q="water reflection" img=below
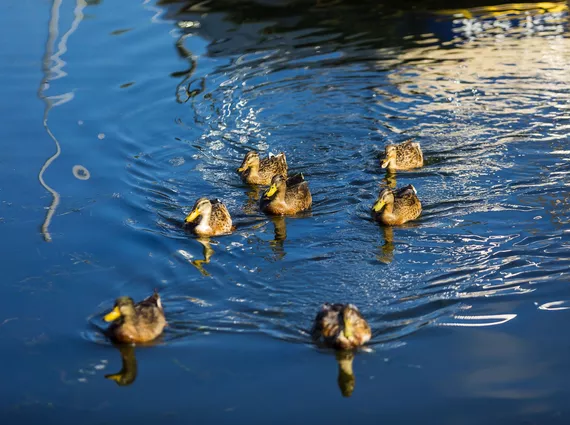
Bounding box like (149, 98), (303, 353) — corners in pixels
(190, 237), (216, 276)
(377, 226), (395, 264)
(105, 345), (138, 386)
(37, 0), (88, 242)
(335, 350), (356, 398)
(174, 33), (201, 104)
(383, 172), (397, 189)
(269, 216), (287, 260)
(243, 186), (263, 215)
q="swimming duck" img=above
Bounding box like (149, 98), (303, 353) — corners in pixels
(311, 303), (371, 350)
(184, 198), (233, 236)
(372, 184), (421, 225)
(237, 151), (288, 185)
(381, 140), (423, 172)
(104, 292), (166, 344)
(259, 173), (312, 215)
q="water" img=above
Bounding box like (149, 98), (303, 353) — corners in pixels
(2, 0), (570, 422)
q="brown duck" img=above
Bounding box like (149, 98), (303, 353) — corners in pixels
(372, 184), (422, 225)
(311, 303), (371, 350)
(184, 198), (233, 236)
(104, 292), (166, 344)
(260, 173), (312, 215)
(381, 140), (424, 172)
(237, 151), (288, 185)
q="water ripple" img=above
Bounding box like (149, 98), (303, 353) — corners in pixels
(81, 1), (570, 347)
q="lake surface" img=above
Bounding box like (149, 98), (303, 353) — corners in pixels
(2, 0), (570, 423)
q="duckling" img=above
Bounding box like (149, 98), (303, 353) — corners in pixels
(311, 303), (371, 350)
(184, 198), (233, 236)
(260, 173), (312, 215)
(381, 140), (423, 172)
(237, 151), (288, 185)
(104, 292), (166, 344)
(372, 184), (422, 226)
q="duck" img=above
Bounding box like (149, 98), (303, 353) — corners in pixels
(311, 303), (371, 350)
(104, 292), (166, 344)
(372, 184), (422, 226)
(184, 198), (233, 236)
(237, 151), (288, 185)
(381, 140), (423, 172)
(259, 173), (312, 215)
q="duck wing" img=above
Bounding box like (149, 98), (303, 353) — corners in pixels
(210, 201), (233, 231)
(311, 303), (343, 340)
(286, 172), (305, 187)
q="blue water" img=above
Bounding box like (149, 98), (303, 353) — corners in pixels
(2, 0), (570, 423)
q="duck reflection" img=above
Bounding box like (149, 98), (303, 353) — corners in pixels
(105, 345), (138, 386)
(190, 237), (215, 276)
(383, 171), (397, 189)
(243, 186), (263, 215)
(377, 226), (395, 264)
(269, 216), (287, 260)
(336, 350), (356, 397)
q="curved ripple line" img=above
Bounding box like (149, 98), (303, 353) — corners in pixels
(37, 0), (86, 242)
(438, 314), (517, 327)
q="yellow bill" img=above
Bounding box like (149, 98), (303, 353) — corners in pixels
(265, 184), (277, 197)
(372, 199), (385, 212)
(104, 306), (121, 322)
(380, 158), (389, 168)
(236, 167), (245, 172)
(185, 209), (200, 223)
(343, 317), (354, 338)
(105, 373), (123, 384)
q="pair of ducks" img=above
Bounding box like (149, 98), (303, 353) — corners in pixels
(184, 140), (423, 236)
(103, 140), (425, 349)
(103, 292), (371, 350)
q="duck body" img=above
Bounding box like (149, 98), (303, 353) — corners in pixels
(311, 303), (371, 350)
(237, 151), (288, 185)
(381, 140), (423, 172)
(372, 184), (421, 225)
(104, 292), (166, 344)
(260, 174), (312, 215)
(184, 198), (233, 236)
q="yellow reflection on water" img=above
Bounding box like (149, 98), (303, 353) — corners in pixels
(436, 2), (567, 19)
(336, 350), (356, 398)
(105, 345), (138, 386)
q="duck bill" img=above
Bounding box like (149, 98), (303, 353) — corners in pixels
(185, 209), (200, 223)
(343, 317), (354, 339)
(264, 184), (278, 198)
(236, 159), (249, 173)
(104, 306), (122, 322)
(372, 199), (386, 212)
(380, 158), (390, 169)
